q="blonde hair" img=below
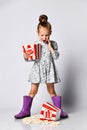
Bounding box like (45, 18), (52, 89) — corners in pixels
(37, 14), (52, 35)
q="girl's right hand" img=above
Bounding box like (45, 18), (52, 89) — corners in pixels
(23, 52), (30, 60)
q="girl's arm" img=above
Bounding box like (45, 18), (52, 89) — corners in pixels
(48, 40), (59, 59)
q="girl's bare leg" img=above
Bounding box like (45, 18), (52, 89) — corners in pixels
(46, 83), (57, 97)
(28, 83), (40, 98)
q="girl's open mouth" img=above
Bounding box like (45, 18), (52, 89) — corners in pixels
(43, 40), (47, 43)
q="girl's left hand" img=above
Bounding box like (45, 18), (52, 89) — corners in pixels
(48, 38), (52, 48)
(48, 39), (55, 53)
(48, 40), (52, 48)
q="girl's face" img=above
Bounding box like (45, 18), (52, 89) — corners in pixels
(38, 26), (51, 43)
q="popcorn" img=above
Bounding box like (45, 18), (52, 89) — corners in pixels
(40, 102), (61, 121)
(22, 43), (42, 61)
(22, 115), (60, 125)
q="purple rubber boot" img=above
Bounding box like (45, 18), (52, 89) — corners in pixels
(14, 96), (33, 119)
(52, 96), (68, 118)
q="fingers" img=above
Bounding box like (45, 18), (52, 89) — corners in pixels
(22, 46), (26, 53)
(48, 40), (52, 48)
(47, 37), (50, 43)
(23, 52), (30, 60)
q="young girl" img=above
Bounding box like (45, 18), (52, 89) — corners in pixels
(15, 14), (68, 119)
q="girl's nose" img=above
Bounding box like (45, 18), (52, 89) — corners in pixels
(43, 36), (46, 40)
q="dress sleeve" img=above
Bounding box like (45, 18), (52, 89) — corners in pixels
(51, 41), (60, 59)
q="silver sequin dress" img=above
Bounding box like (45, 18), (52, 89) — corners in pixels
(28, 41), (61, 83)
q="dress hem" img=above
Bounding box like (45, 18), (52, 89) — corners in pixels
(28, 79), (61, 84)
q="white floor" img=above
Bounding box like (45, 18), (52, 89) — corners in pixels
(0, 109), (87, 130)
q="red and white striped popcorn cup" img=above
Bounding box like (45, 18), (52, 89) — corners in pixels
(40, 102), (61, 121)
(22, 43), (42, 61)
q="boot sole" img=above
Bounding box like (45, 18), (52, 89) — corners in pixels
(60, 115), (69, 118)
(14, 114), (30, 119)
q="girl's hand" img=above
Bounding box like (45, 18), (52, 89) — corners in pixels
(23, 52), (30, 60)
(48, 39), (52, 48)
(48, 39), (54, 53)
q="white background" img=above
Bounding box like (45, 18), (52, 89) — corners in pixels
(0, 0), (87, 115)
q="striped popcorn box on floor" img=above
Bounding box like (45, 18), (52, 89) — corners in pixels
(22, 43), (42, 61)
(40, 102), (61, 121)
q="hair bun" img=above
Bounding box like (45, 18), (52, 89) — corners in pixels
(39, 14), (48, 23)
